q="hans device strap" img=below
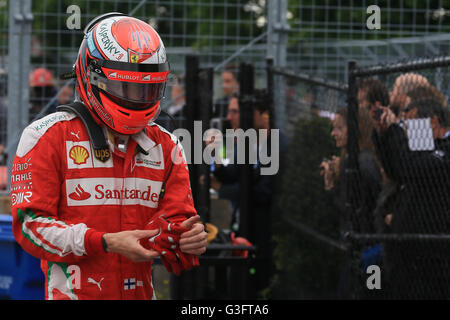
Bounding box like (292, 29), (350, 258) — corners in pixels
(56, 102), (111, 162)
(56, 102), (149, 160)
(57, 102), (172, 198)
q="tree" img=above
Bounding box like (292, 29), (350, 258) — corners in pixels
(267, 115), (343, 299)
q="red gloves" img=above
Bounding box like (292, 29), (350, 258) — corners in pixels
(143, 213), (200, 275)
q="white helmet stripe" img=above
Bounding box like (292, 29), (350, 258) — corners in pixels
(95, 17), (128, 62)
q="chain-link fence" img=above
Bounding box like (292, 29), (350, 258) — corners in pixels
(267, 54), (450, 299)
(286, 1), (450, 82)
(1, 0), (450, 300)
(344, 56), (450, 299)
(266, 63), (349, 299)
(2, 1), (449, 184)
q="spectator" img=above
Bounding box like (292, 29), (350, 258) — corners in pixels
(29, 67), (58, 120)
(167, 74), (185, 118)
(57, 84), (74, 106)
(389, 73), (429, 118)
(358, 78), (390, 111)
(211, 89), (288, 296)
(211, 90), (289, 227)
(320, 107), (382, 233)
(284, 78), (305, 135)
(373, 98), (450, 299)
(406, 85), (448, 109)
(372, 85), (449, 231)
(357, 78), (396, 234)
(251, 89), (289, 230)
(225, 93), (240, 131)
(320, 106), (382, 298)
(210, 93), (241, 230)
(156, 74), (185, 131)
(213, 64), (239, 121)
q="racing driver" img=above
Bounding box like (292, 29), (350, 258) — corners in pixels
(10, 13), (207, 300)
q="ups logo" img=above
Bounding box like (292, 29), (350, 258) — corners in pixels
(94, 148), (111, 162)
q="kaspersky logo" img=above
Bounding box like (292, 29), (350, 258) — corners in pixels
(66, 178), (162, 208)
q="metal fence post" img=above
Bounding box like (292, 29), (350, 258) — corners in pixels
(184, 55), (200, 207)
(197, 67), (213, 224)
(238, 62), (254, 247)
(7, 0), (33, 188)
(345, 60), (360, 299)
(267, 0), (289, 130)
(231, 62), (255, 299)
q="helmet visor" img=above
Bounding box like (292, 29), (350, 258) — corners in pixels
(90, 71), (166, 110)
(88, 59), (170, 110)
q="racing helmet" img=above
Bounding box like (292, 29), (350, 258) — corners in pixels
(30, 68), (54, 87)
(74, 13), (169, 135)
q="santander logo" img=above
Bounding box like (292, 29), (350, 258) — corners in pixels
(94, 185), (159, 202)
(66, 178), (162, 208)
(69, 184), (91, 200)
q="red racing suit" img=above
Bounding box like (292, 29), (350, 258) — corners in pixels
(11, 111), (197, 300)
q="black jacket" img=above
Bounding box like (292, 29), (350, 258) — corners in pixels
(330, 149), (382, 234)
(213, 132), (290, 209)
(374, 124), (450, 234)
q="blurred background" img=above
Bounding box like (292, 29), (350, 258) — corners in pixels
(0, 0), (450, 300)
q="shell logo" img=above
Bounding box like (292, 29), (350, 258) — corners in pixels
(69, 145), (90, 165)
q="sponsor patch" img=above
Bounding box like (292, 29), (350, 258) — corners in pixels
(16, 112), (76, 157)
(12, 157), (32, 172)
(94, 148), (111, 163)
(11, 181), (33, 191)
(32, 113), (75, 133)
(128, 49), (153, 64)
(87, 90), (114, 128)
(135, 144), (164, 170)
(95, 17), (128, 62)
(69, 184), (91, 201)
(66, 141), (113, 169)
(11, 191), (33, 206)
(11, 172), (32, 183)
(69, 145), (90, 165)
(66, 177), (162, 208)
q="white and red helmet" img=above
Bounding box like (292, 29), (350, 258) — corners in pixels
(75, 13), (169, 135)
